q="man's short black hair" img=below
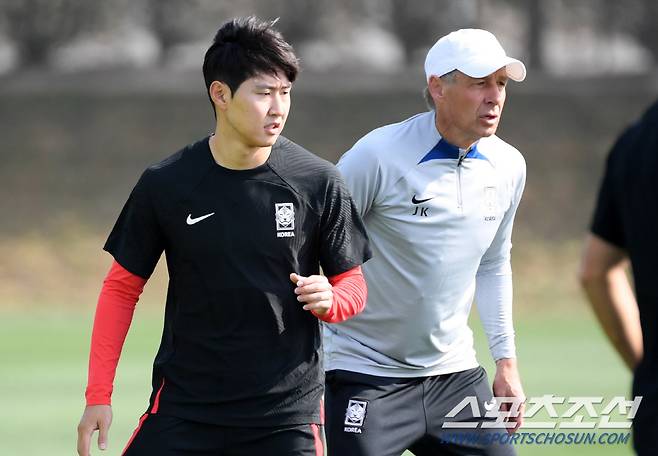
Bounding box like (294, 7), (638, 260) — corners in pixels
(203, 16), (300, 115)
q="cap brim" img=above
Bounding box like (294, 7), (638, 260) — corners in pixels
(459, 56), (526, 82)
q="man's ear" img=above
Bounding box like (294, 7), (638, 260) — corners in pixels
(427, 75), (445, 102)
(209, 81), (231, 112)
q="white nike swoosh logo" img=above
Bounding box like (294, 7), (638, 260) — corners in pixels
(186, 212), (215, 225)
(484, 399), (497, 411)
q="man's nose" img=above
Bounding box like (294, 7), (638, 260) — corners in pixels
(269, 94), (287, 116)
(485, 83), (504, 105)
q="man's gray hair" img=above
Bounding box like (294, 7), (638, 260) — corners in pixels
(423, 70), (458, 110)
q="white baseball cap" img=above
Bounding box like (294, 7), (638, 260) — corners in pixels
(424, 28), (526, 82)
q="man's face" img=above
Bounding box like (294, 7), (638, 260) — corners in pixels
(435, 68), (508, 147)
(223, 71), (291, 147)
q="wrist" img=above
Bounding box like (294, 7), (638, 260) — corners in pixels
(86, 400), (112, 407)
(85, 388), (112, 406)
(495, 357), (518, 370)
(313, 300), (335, 321)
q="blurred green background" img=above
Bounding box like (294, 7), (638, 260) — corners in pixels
(2, 1), (658, 455)
(0, 305), (635, 455)
(1, 85), (650, 456)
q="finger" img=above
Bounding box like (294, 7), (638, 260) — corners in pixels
(295, 283), (330, 295)
(515, 414), (524, 432)
(302, 301), (332, 313)
(297, 291), (332, 303)
(289, 273), (307, 286)
(77, 425), (92, 456)
(305, 275), (328, 282)
(515, 401), (525, 431)
(505, 400), (524, 434)
(297, 275), (328, 286)
(98, 419), (109, 451)
(298, 294), (331, 305)
(507, 416), (522, 434)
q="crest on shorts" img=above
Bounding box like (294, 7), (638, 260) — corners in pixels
(275, 203), (295, 237)
(344, 399), (368, 427)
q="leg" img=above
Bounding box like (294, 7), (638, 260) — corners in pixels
(122, 413), (223, 456)
(225, 423), (324, 456)
(325, 369), (425, 456)
(633, 403), (658, 456)
(414, 367), (516, 456)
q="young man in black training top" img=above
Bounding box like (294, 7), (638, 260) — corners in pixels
(580, 99), (658, 455)
(76, 16), (371, 456)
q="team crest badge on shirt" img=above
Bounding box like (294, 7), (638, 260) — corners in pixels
(275, 203), (295, 237)
(344, 399), (368, 433)
(483, 186), (498, 221)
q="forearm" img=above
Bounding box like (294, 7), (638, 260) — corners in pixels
(581, 266), (642, 369)
(315, 266), (367, 323)
(85, 260), (146, 405)
(475, 267), (516, 361)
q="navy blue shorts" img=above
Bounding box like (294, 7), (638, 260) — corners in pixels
(122, 413), (324, 456)
(325, 366), (515, 456)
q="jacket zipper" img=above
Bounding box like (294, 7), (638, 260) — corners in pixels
(456, 150), (467, 212)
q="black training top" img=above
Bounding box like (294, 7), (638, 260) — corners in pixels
(590, 100), (658, 405)
(104, 135), (372, 426)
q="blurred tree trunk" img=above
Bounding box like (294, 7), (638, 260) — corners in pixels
(390, 0), (473, 64)
(147, 0), (239, 64)
(256, 0), (324, 45)
(598, 0), (657, 68)
(526, 0), (545, 71)
(1, 0), (97, 68)
(637, 0), (658, 64)
(148, 0), (189, 63)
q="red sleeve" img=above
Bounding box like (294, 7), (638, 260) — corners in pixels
(85, 260), (147, 406)
(313, 266), (367, 323)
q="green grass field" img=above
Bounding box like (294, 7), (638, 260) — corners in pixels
(0, 307), (635, 456)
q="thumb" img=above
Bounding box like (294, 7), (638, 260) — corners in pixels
(290, 273), (302, 285)
(97, 420), (109, 451)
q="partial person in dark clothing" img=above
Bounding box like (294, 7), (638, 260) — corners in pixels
(580, 99), (658, 455)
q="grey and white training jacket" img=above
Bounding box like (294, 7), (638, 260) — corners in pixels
(324, 111), (526, 377)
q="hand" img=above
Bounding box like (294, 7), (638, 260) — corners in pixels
(290, 273), (333, 316)
(77, 405), (112, 456)
(492, 358), (525, 434)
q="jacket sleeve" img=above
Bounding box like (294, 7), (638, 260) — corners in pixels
(475, 153), (526, 361)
